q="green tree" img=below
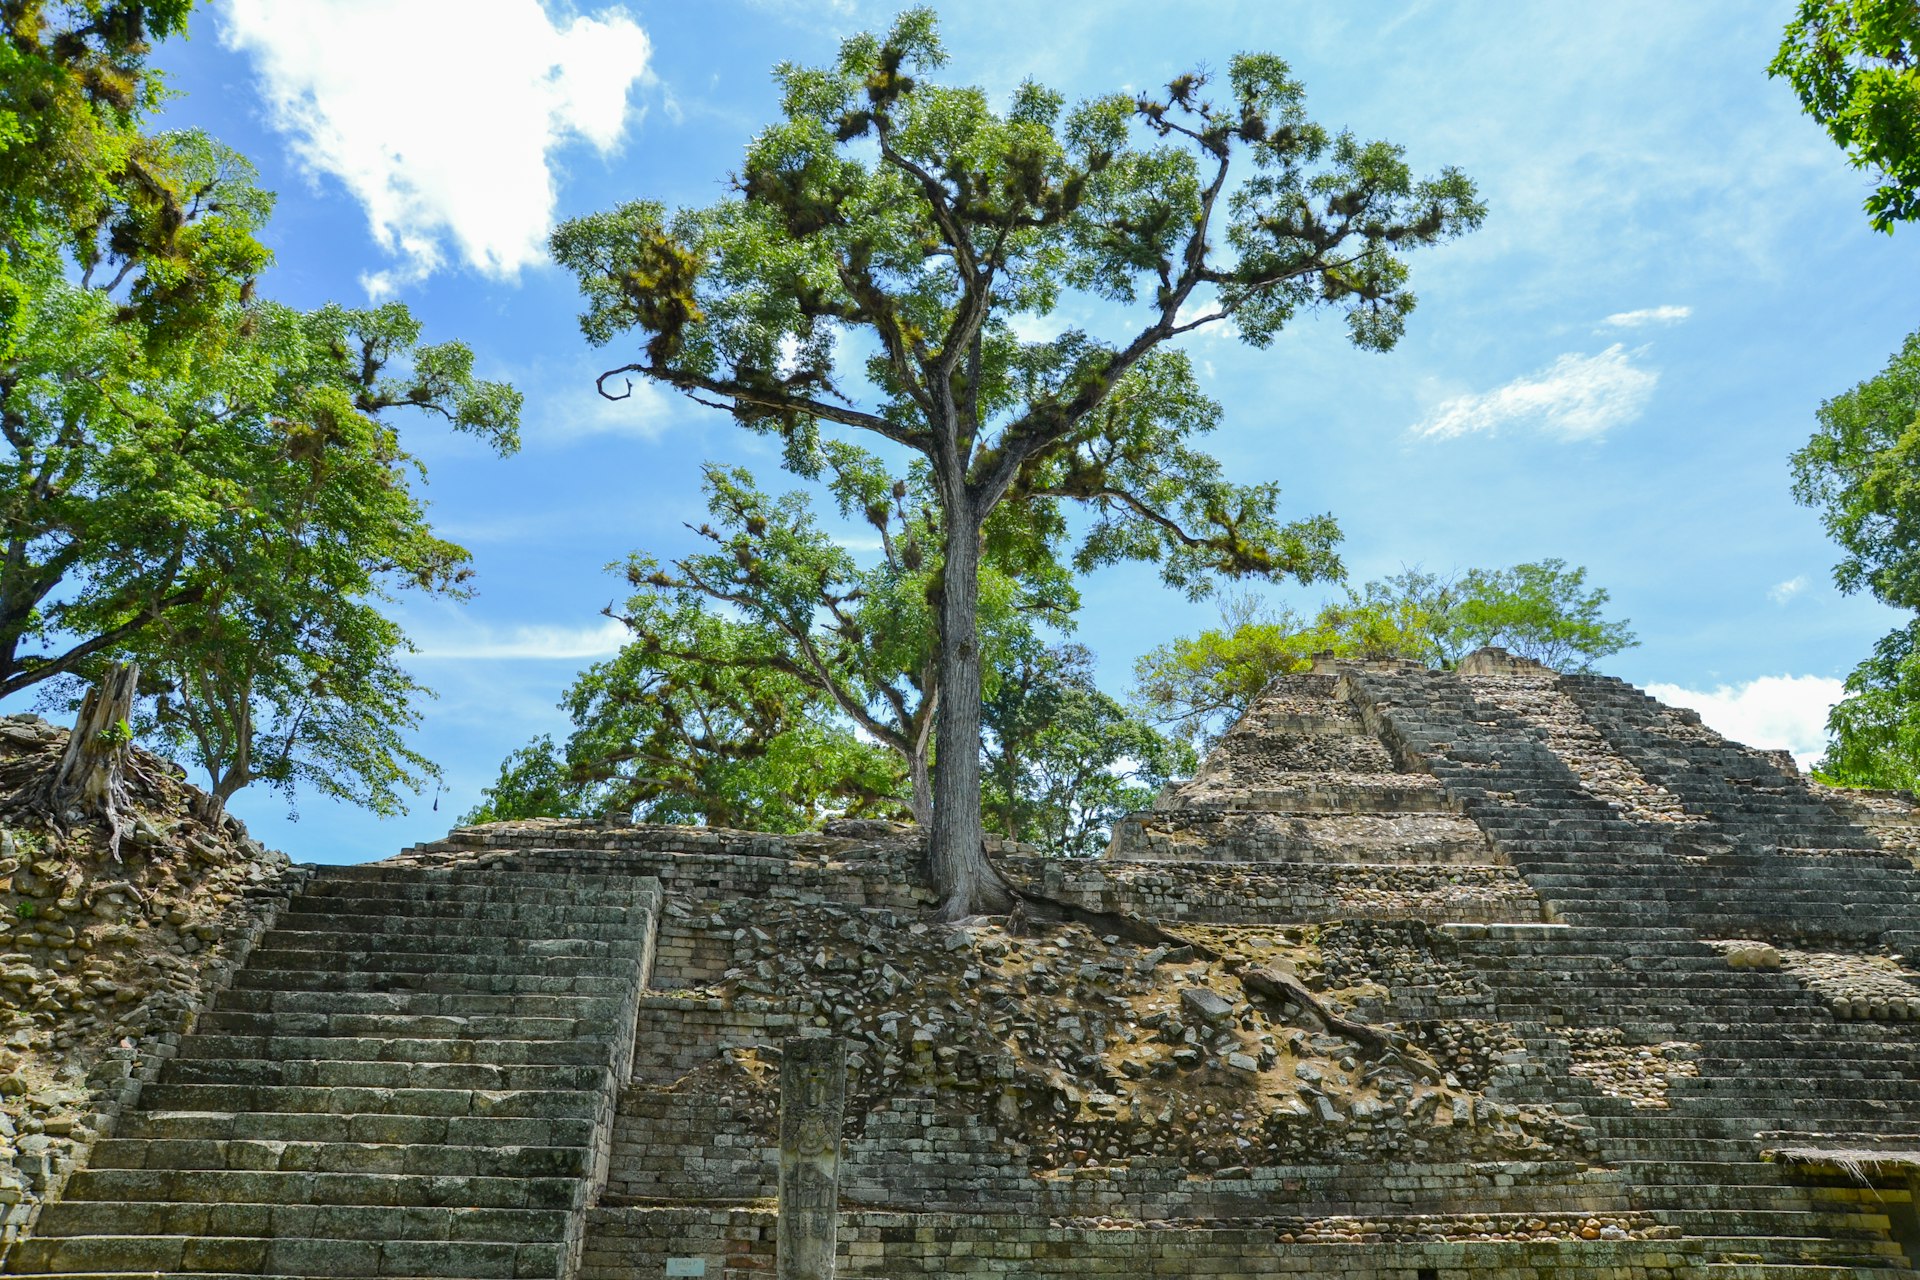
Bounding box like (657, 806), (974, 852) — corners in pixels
(1812, 620), (1920, 789)
(2, 3), (521, 822)
(1772, 0), (1920, 232)
(1135, 562), (1637, 748)
(0, 2), (241, 348)
(466, 605), (903, 832)
(1128, 594), (1324, 748)
(982, 642), (1191, 858)
(19, 296), (517, 815)
(1792, 329), (1920, 607)
(1791, 327), (1920, 786)
(129, 597), (437, 823)
(552, 11), (1481, 916)
(615, 444), (1070, 823)
(464, 736), (576, 826)
(1444, 559), (1636, 668)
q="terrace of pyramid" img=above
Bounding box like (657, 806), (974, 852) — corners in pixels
(3, 647), (1919, 1279)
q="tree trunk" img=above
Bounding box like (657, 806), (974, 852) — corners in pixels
(908, 748), (932, 827)
(1003, 747), (1019, 841)
(928, 507), (1013, 920)
(48, 662), (139, 861)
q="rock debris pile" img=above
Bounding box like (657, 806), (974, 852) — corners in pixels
(669, 894), (1587, 1173)
(0, 715), (292, 1243)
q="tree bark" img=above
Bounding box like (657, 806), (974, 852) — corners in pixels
(908, 748), (932, 827)
(47, 662), (139, 861)
(928, 504), (1013, 919)
(1001, 729), (1019, 840)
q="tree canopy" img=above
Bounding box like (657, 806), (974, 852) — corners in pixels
(2, 0), (521, 819)
(982, 641), (1190, 858)
(553, 8), (1482, 916)
(609, 443), (1071, 823)
(1772, 0), (1920, 232)
(1792, 329), (1920, 610)
(1134, 562), (1637, 748)
(465, 605), (903, 833)
(1791, 327), (1920, 787)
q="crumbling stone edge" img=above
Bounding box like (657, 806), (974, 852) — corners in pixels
(0, 861), (314, 1262)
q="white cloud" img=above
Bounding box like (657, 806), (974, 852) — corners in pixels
(1412, 343), (1657, 441)
(1768, 575), (1809, 605)
(1643, 674), (1843, 770)
(538, 373), (676, 443)
(222, 1), (651, 291)
(411, 617), (629, 661)
(1172, 296), (1238, 341)
(1007, 312), (1067, 344)
(1602, 305), (1692, 329)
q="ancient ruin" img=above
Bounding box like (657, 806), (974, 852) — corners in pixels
(2, 650), (1919, 1278)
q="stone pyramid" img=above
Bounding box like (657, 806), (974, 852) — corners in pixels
(5, 650), (1919, 1278)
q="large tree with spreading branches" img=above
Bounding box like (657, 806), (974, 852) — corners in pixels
(553, 10), (1482, 917)
(2, 2), (521, 830)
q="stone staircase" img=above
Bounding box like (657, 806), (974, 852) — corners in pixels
(0, 863), (660, 1280)
(1341, 660), (1920, 1278)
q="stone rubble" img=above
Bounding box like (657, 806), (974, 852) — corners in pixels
(0, 715), (296, 1251)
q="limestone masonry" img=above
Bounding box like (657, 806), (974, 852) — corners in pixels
(3, 651), (1919, 1278)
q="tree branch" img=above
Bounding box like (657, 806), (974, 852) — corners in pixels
(596, 362), (933, 453)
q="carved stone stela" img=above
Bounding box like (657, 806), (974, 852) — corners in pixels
(777, 1036), (847, 1280)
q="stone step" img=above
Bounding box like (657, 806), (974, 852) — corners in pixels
(31, 1200), (570, 1244)
(212, 987), (622, 1020)
(59, 1166), (581, 1210)
(255, 929), (631, 959)
(200, 1009), (600, 1040)
(229, 968), (630, 997)
(266, 913), (652, 943)
(299, 881), (649, 909)
(278, 899), (642, 926)
(177, 1034), (612, 1068)
(86, 1136), (590, 1179)
(161, 1056), (608, 1093)
(1686, 1066), (1920, 1086)
(239, 947), (625, 977)
(135, 1082), (600, 1120)
(1671, 1079), (1920, 1102)
(1615, 1161), (1855, 1187)
(1590, 1113), (1917, 1139)
(3, 1233), (563, 1278)
(1684, 1236), (1911, 1264)
(1654, 1207), (1896, 1237)
(119, 1109), (595, 1149)
(312, 866), (645, 894)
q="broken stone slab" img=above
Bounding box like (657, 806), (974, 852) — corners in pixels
(1180, 987), (1234, 1027)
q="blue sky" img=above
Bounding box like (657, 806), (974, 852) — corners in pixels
(114, 0), (1920, 865)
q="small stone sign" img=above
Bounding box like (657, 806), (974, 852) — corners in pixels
(664, 1260), (706, 1278)
(777, 1035), (846, 1280)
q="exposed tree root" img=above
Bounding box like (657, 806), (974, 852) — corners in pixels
(44, 664), (140, 864)
(981, 842), (1440, 1082)
(980, 843), (1222, 958)
(1005, 885), (1222, 958)
(1238, 964), (1445, 1083)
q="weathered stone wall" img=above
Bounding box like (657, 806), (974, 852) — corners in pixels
(1028, 855), (1541, 928)
(582, 1205), (1692, 1280)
